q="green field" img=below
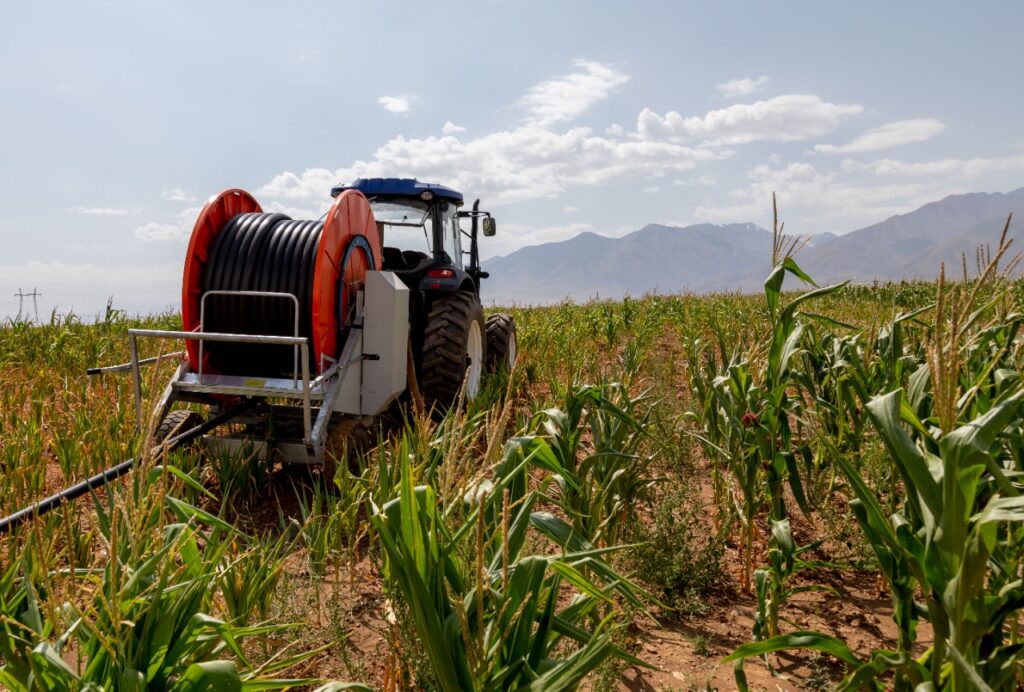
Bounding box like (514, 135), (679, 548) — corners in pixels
(3, 239), (1024, 690)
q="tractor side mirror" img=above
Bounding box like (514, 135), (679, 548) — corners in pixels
(483, 217), (496, 237)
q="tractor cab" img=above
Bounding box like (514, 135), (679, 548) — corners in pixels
(330, 178), (495, 296)
(331, 178), (513, 408)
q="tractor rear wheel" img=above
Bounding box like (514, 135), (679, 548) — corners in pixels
(485, 313), (517, 373)
(154, 409), (204, 447)
(420, 291), (486, 413)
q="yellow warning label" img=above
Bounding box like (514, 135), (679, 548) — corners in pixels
(243, 379), (267, 388)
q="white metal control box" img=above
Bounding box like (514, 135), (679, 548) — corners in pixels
(333, 270), (409, 416)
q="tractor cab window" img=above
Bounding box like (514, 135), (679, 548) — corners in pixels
(369, 198), (463, 271)
(370, 200), (432, 255)
(441, 202), (463, 269)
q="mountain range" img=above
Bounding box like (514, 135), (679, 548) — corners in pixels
(482, 187), (1024, 304)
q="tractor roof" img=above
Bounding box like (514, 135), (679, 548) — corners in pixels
(331, 178), (464, 205)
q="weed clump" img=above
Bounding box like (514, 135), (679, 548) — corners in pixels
(626, 483), (726, 616)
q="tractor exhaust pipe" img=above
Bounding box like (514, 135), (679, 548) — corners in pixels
(0, 398), (258, 536)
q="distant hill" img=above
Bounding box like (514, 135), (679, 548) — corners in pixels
(789, 188), (1024, 288)
(482, 188), (1024, 304)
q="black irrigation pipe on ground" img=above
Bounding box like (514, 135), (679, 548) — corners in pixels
(0, 398), (258, 536)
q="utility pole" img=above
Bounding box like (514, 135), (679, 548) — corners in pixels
(13, 288), (23, 321)
(13, 288), (41, 323)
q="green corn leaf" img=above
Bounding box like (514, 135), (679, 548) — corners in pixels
(29, 641), (79, 681)
(769, 322), (805, 383)
(936, 389), (1024, 560)
(782, 451), (810, 516)
(947, 641), (994, 692)
(764, 263), (786, 318)
(866, 390), (940, 524)
(527, 572), (560, 672)
(171, 661), (242, 692)
(548, 561), (614, 604)
(120, 669), (146, 692)
(801, 311), (862, 331)
(519, 632), (615, 692)
(769, 518), (796, 560)
(724, 631), (862, 669)
(371, 492), (472, 691)
(837, 649), (927, 691)
(528, 511), (647, 607)
(974, 495), (1024, 525)
(779, 281), (849, 329)
(166, 497), (236, 534)
(150, 464), (217, 500)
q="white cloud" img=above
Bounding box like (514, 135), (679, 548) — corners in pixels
(135, 222), (189, 241)
(254, 65), (904, 251)
(643, 185), (660, 193)
(134, 206), (203, 241)
(716, 76), (769, 98)
(261, 168), (340, 200)
(72, 206), (131, 215)
(442, 121), (466, 135)
(161, 188), (196, 202)
(262, 199), (325, 218)
(637, 95), (863, 146)
(379, 95), (411, 114)
(259, 126), (723, 206)
(694, 160), (965, 227)
(521, 59), (629, 126)
(814, 118), (945, 154)
(673, 173), (718, 187)
(842, 153), (1024, 177)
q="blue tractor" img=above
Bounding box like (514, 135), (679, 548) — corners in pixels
(331, 178), (517, 411)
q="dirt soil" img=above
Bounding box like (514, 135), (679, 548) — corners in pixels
(612, 459), (930, 691)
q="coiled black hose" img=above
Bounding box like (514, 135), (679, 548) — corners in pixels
(201, 212), (324, 376)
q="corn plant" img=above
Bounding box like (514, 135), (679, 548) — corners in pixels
(0, 553), (53, 690)
(219, 532), (289, 625)
(689, 256), (842, 614)
(728, 389), (1024, 691)
(1, 522), (324, 690)
(796, 329), (871, 454)
(370, 433), (647, 691)
(528, 382), (654, 547)
(730, 222), (1024, 689)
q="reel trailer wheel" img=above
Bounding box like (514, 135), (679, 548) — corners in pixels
(485, 313), (517, 373)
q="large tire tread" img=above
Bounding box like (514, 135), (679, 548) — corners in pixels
(485, 313), (516, 373)
(419, 291), (485, 412)
(155, 409), (204, 446)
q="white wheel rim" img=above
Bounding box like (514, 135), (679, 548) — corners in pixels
(507, 331), (517, 370)
(466, 321), (483, 400)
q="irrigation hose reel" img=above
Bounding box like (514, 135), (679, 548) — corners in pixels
(139, 187), (409, 464)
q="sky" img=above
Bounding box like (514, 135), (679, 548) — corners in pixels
(1, 1), (1022, 319)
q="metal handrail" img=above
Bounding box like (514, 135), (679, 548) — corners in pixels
(199, 290), (301, 386)
(127, 329), (307, 344)
(127, 327), (313, 446)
